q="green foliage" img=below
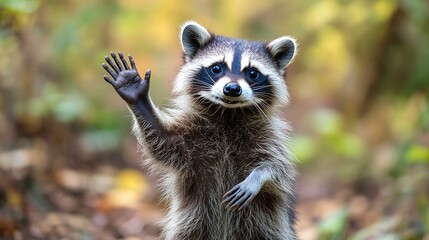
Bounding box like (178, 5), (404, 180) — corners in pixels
(318, 207), (348, 240)
(311, 110), (365, 159)
(81, 129), (122, 151)
(29, 83), (87, 123)
(417, 196), (429, 236)
(292, 109), (366, 165)
(0, 0), (39, 13)
(0, 0), (40, 33)
(351, 218), (401, 240)
(290, 135), (316, 162)
(405, 144), (429, 164)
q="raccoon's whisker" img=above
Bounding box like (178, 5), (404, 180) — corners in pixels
(196, 95), (209, 106)
(252, 101), (269, 121)
(220, 107), (226, 118)
(259, 101), (271, 112)
(211, 105), (223, 117)
(250, 81), (274, 87)
(193, 97), (203, 107)
(193, 79), (213, 90)
(193, 94), (207, 108)
(254, 96), (274, 103)
(255, 98), (269, 108)
(202, 67), (217, 84)
(254, 92), (275, 99)
(193, 80), (211, 86)
(250, 82), (274, 87)
(211, 104), (222, 117)
(194, 77), (213, 85)
(251, 85), (275, 91)
(239, 106), (245, 116)
(252, 86), (274, 91)
(254, 105), (267, 121)
(194, 94), (218, 114)
(259, 101), (275, 117)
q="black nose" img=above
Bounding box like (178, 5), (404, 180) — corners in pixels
(223, 82), (242, 97)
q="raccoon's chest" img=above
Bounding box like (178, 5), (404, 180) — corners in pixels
(176, 123), (266, 206)
(184, 123), (262, 175)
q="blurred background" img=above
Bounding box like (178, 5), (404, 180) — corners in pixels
(0, 0), (428, 239)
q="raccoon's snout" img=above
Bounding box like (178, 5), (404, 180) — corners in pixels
(223, 82), (242, 97)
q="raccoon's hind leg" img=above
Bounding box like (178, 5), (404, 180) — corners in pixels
(102, 52), (186, 168)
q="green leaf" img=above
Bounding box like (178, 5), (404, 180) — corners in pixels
(351, 218), (400, 240)
(80, 130), (122, 152)
(331, 133), (365, 159)
(290, 135), (317, 162)
(53, 92), (87, 122)
(405, 144), (429, 163)
(0, 0), (40, 13)
(311, 110), (342, 136)
(319, 207), (348, 240)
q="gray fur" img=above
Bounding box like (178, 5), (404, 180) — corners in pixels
(131, 22), (298, 240)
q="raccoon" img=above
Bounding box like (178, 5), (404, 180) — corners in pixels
(102, 21), (298, 240)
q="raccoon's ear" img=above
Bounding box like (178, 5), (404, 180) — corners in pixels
(267, 36), (298, 70)
(180, 21), (212, 62)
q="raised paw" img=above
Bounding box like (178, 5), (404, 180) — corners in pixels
(102, 51), (151, 104)
(222, 180), (261, 210)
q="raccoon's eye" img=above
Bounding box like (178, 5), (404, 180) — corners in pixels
(248, 68), (260, 80)
(211, 64), (222, 75)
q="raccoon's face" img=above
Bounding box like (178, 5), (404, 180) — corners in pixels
(173, 22), (297, 112)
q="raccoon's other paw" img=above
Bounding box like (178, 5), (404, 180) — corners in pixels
(222, 178), (262, 210)
(102, 52), (151, 105)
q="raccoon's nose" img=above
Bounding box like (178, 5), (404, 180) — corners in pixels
(223, 82), (242, 97)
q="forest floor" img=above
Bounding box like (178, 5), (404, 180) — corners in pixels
(0, 141), (426, 240)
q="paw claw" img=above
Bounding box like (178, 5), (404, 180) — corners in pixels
(223, 180), (261, 210)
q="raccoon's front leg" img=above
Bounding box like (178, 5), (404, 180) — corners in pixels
(223, 165), (271, 210)
(102, 52), (184, 166)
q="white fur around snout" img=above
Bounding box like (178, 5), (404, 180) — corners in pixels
(201, 77), (254, 108)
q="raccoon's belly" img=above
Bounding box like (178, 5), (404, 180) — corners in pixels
(176, 131), (263, 212)
(168, 177), (288, 240)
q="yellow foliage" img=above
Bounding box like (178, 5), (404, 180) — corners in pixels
(114, 169), (148, 194)
(307, 27), (349, 93)
(106, 169), (149, 208)
(345, 2), (368, 25)
(374, 0), (396, 22)
(107, 188), (142, 208)
(7, 190), (22, 207)
(304, 0), (340, 29)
